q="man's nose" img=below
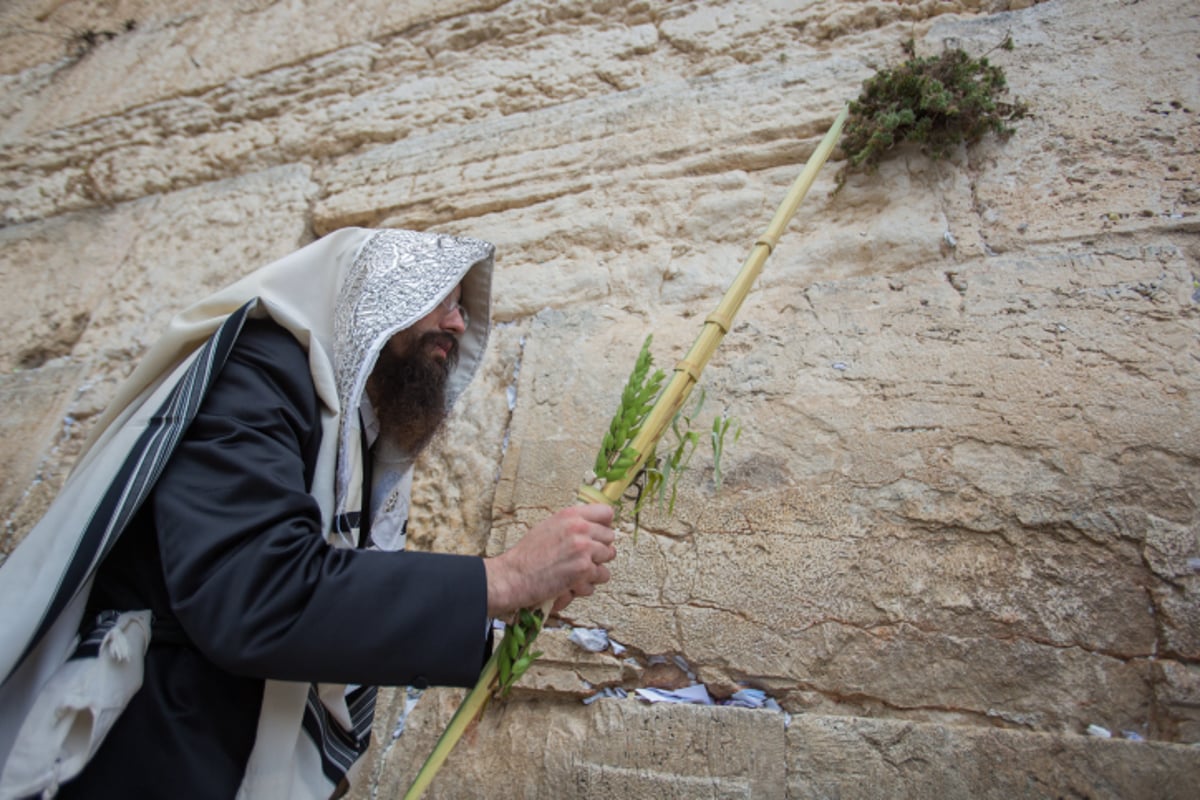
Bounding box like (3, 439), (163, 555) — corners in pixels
(441, 306), (467, 334)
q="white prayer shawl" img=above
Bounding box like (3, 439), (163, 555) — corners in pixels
(0, 228), (494, 799)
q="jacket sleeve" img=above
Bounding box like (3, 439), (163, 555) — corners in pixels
(150, 319), (489, 689)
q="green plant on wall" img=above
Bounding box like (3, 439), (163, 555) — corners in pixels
(840, 37), (1028, 178)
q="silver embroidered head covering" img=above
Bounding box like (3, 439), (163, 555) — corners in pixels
(331, 230), (494, 504)
(72, 226), (494, 529)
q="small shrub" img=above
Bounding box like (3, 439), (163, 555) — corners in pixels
(840, 39), (1028, 177)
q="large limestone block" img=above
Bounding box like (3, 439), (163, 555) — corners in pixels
(431, 143), (951, 330)
(370, 694), (787, 800)
(786, 714), (1200, 799)
(488, 240), (1199, 740)
(62, 165), (317, 410)
(362, 696), (1200, 800)
(0, 214), (144, 374)
(0, 44), (382, 223)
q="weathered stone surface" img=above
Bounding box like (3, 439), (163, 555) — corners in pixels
(1155, 659), (1200, 744)
(358, 695), (1199, 800)
(786, 713), (1200, 799)
(0, 166), (316, 545)
(2, 0), (1015, 227)
(0, 364), (84, 557)
(313, 57), (868, 233)
(0, 0), (505, 136)
(376, 696), (788, 800)
(0, 215), (131, 374)
(0, 0), (1198, 795)
(492, 241), (1198, 738)
(924, 0), (1200, 253)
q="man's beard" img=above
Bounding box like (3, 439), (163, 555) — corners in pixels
(365, 329), (459, 453)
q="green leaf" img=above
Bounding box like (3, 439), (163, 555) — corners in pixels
(498, 654), (511, 686)
(710, 414), (742, 492)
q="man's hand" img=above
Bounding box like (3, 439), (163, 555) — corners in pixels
(484, 504), (617, 617)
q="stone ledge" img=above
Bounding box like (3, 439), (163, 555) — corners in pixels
(366, 695), (1200, 799)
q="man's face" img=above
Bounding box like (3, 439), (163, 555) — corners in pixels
(366, 283), (468, 452)
(384, 283), (466, 367)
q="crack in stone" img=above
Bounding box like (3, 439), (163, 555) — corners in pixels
(805, 683), (1024, 728)
(494, 325), (527, 485)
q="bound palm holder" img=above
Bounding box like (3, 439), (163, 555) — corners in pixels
(403, 106), (849, 799)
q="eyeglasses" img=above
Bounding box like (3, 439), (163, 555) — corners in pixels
(438, 294), (470, 328)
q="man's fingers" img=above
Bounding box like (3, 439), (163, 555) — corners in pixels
(551, 591), (573, 614)
(510, 503), (618, 615)
(589, 523), (616, 546)
(571, 518), (614, 549)
(573, 502), (615, 526)
(588, 540), (616, 565)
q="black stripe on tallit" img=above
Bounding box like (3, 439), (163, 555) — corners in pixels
(301, 684), (376, 785)
(8, 301), (257, 683)
(333, 511), (361, 537)
(68, 610), (123, 661)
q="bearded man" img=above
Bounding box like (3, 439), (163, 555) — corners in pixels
(0, 229), (616, 799)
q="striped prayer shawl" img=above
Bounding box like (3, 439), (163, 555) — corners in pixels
(15, 301), (254, 678)
(0, 228), (494, 798)
(303, 685), (378, 785)
(0, 303), (378, 796)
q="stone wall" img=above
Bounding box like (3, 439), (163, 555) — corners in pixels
(1, 0), (1197, 796)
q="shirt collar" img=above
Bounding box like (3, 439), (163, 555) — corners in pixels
(359, 393), (380, 449)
